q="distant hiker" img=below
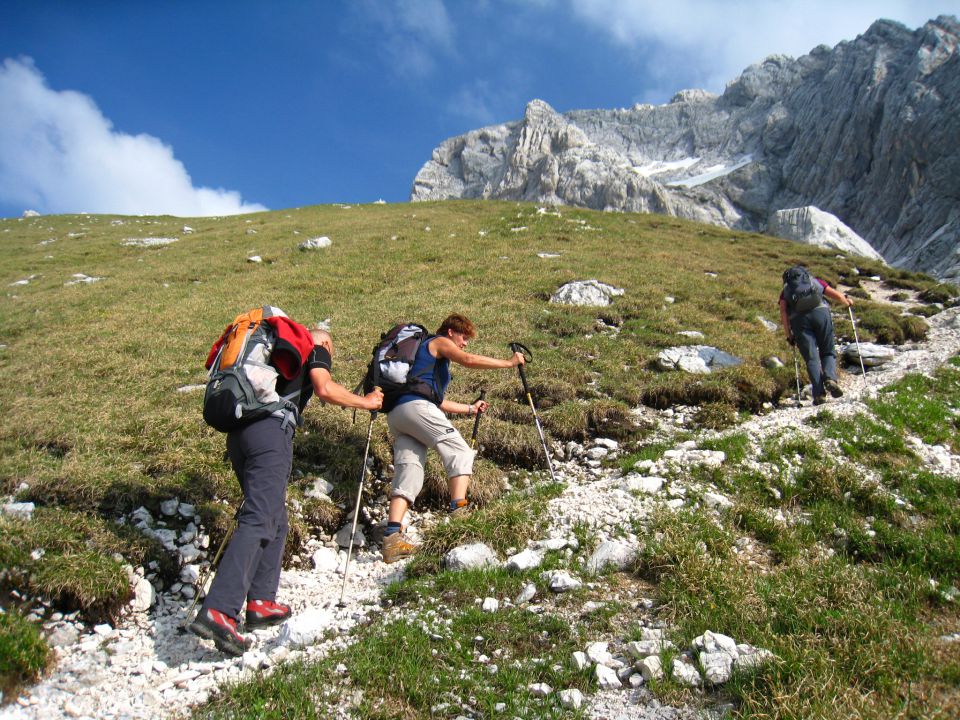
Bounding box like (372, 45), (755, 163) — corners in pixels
(779, 266), (853, 406)
(191, 325), (382, 656)
(380, 313), (525, 563)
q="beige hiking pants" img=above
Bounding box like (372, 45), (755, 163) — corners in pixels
(387, 399), (475, 503)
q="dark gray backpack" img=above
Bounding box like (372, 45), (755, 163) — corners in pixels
(782, 267), (824, 315)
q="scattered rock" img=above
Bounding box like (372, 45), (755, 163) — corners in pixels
(444, 543), (499, 571)
(550, 280), (625, 307)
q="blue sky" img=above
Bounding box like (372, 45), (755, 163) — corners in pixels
(0, 0), (955, 219)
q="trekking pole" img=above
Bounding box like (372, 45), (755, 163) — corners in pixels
(790, 344), (803, 408)
(847, 305), (868, 387)
(182, 501), (243, 628)
(337, 391), (380, 608)
(508, 342), (558, 483)
(469, 389), (486, 450)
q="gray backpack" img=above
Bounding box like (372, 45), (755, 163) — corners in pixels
(203, 307), (300, 432)
(782, 267), (824, 315)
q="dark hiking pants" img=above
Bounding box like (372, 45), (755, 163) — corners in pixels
(790, 305), (837, 400)
(203, 414), (293, 619)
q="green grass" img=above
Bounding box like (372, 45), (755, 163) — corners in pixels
(0, 201), (957, 716)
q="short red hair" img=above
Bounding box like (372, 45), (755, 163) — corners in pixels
(436, 313), (476, 339)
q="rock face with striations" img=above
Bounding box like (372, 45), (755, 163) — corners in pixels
(411, 16), (960, 282)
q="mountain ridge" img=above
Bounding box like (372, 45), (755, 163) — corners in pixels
(411, 16), (960, 282)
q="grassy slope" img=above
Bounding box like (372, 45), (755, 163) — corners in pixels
(0, 201), (956, 710)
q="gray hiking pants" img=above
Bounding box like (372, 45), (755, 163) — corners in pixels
(790, 305), (837, 399)
(203, 414), (293, 619)
(387, 399), (475, 503)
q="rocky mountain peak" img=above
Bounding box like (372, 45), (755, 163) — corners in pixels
(411, 16), (959, 282)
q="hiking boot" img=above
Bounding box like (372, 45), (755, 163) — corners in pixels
(813, 395), (828, 406)
(824, 378), (844, 398)
(449, 502), (473, 520)
(245, 599), (291, 629)
(189, 608), (252, 656)
(382, 532), (416, 564)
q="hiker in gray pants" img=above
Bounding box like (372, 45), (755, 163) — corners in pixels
(191, 330), (382, 656)
(779, 269), (853, 405)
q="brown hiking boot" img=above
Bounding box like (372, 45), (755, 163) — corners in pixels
(449, 501), (473, 520)
(813, 395), (828, 406)
(382, 532), (416, 564)
(824, 378), (844, 398)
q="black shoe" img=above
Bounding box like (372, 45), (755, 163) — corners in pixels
(813, 395), (828, 406)
(245, 599), (292, 628)
(824, 379), (843, 398)
(189, 608), (252, 656)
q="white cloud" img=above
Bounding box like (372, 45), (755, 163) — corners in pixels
(0, 57), (266, 217)
(354, 0), (456, 79)
(568, 0), (953, 98)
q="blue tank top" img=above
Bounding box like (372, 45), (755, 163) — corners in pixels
(394, 337), (450, 408)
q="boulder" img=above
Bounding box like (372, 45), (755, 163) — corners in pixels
(656, 345), (743, 374)
(769, 206), (885, 261)
(841, 342), (896, 367)
(444, 543), (499, 571)
(550, 280), (624, 307)
(585, 541), (638, 574)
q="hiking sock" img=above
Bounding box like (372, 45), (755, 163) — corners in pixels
(384, 522), (402, 537)
(449, 498), (469, 512)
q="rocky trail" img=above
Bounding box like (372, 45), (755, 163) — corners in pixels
(3, 296), (959, 720)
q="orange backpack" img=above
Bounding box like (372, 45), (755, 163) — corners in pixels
(203, 307), (300, 432)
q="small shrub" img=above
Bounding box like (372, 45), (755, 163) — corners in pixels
(919, 284), (959, 304)
(0, 610), (51, 697)
(899, 314), (929, 342)
(587, 399), (638, 440)
(910, 304), (941, 318)
(542, 400), (589, 441)
(693, 402), (738, 430)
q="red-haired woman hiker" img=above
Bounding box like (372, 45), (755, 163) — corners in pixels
(382, 314), (525, 563)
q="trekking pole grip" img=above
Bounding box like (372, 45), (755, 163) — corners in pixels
(470, 389), (486, 446)
(508, 342), (533, 395)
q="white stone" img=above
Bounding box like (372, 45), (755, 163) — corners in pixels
(528, 682), (552, 698)
(703, 492), (734, 510)
(585, 541), (637, 574)
(444, 543), (499, 571)
(558, 688), (584, 709)
(305, 478), (335, 499)
(299, 236), (332, 250)
(541, 569), (581, 592)
(585, 641), (612, 665)
(312, 547), (340, 573)
(595, 663), (622, 689)
(671, 658), (702, 687)
(159, 499), (179, 516)
(572, 651), (590, 671)
(506, 548), (544, 572)
(515, 583), (537, 604)
(278, 608), (334, 647)
(699, 651), (734, 685)
(550, 280), (625, 307)
(179, 564), (200, 584)
(130, 577), (155, 613)
(623, 474), (665, 494)
(1, 502), (35, 520)
(481, 597), (499, 613)
(638, 655), (664, 681)
(334, 524), (366, 548)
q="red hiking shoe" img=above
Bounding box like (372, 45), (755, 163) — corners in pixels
(189, 608), (252, 656)
(245, 599), (292, 628)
